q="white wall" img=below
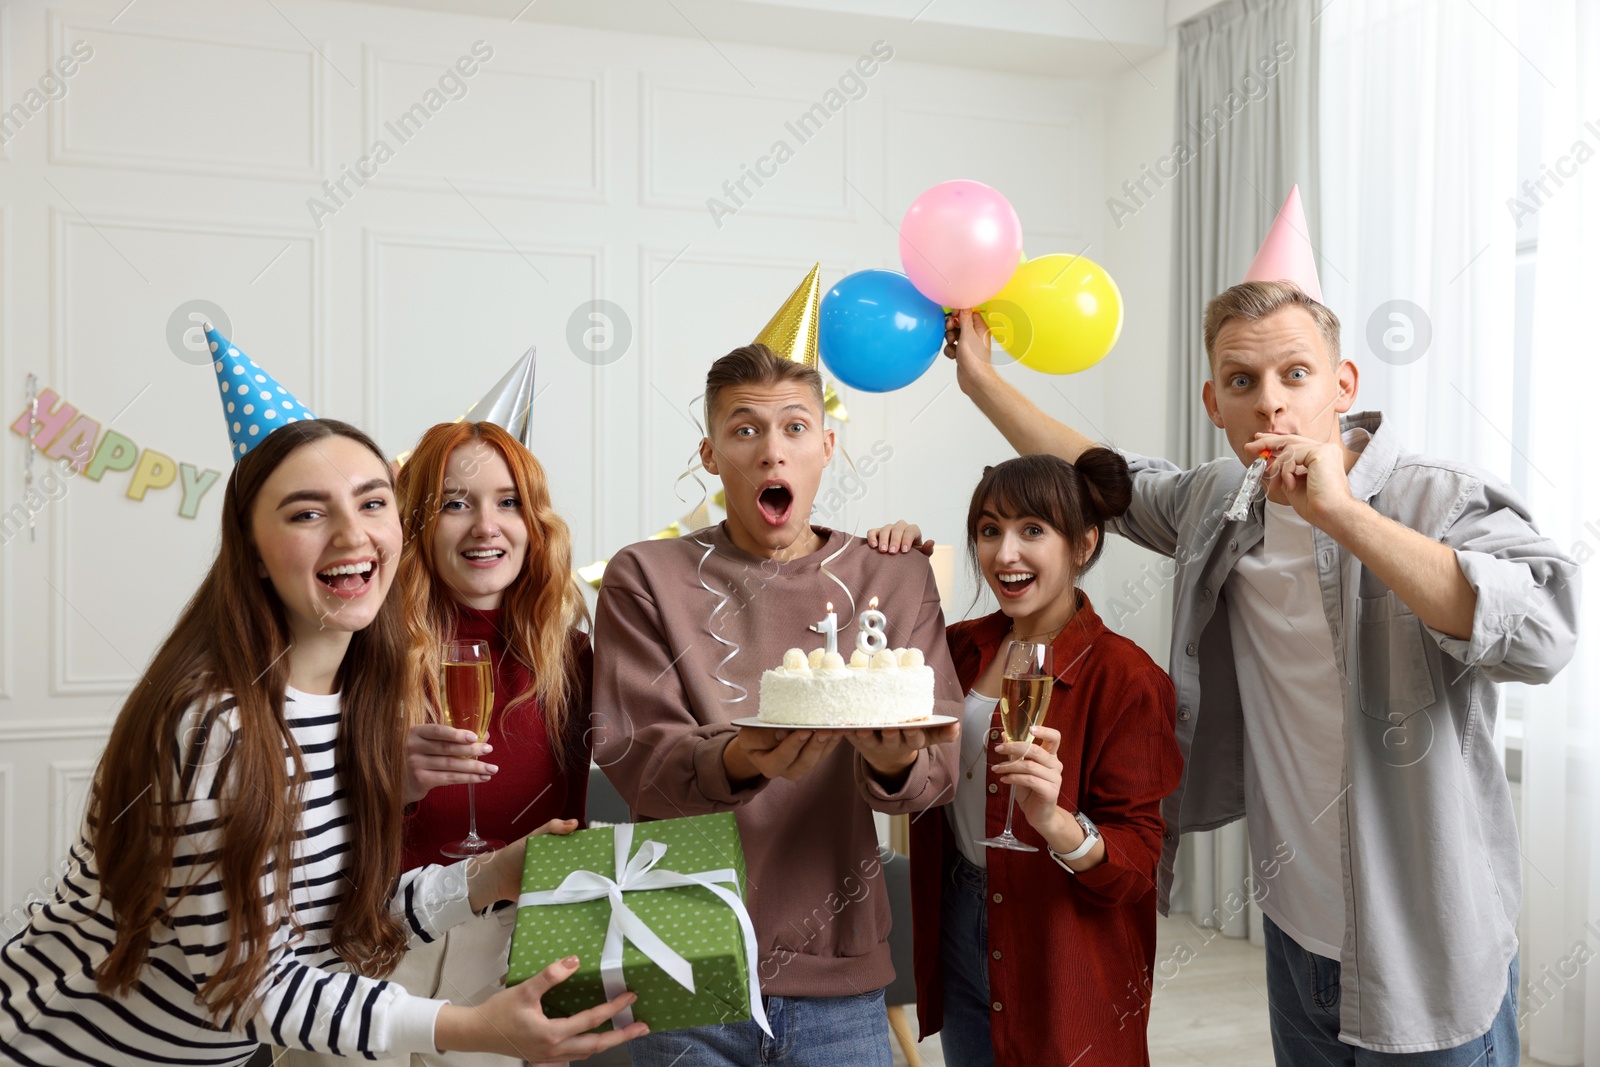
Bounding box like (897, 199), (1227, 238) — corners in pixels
(0, 0), (1168, 911)
(1097, 32), (1180, 662)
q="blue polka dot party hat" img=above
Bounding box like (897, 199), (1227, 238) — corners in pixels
(206, 323), (316, 459)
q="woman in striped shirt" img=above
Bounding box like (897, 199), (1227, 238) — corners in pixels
(0, 418), (645, 1065)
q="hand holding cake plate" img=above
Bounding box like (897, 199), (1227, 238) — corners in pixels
(725, 725), (845, 783)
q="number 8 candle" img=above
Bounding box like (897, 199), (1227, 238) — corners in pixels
(857, 597), (888, 655)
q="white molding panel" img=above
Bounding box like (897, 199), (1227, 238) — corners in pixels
(639, 73), (859, 222)
(48, 12), (325, 182)
(48, 208), (320, 696)
(47, 760), (95, 865)
(362, 229), (607, 559)
(360, 43), (606, 202)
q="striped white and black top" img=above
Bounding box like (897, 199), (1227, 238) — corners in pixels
(0, 687), (475, 1065)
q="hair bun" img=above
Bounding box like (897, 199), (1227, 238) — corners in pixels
(1073, 447), (1133, 522)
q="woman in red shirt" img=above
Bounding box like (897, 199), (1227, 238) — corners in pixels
(870, 451), (1183, 1066)
(395, 422), (591, 865)
(283, 420), (594, 1067)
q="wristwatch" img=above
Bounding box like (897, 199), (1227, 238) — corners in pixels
(1048, 811), (1101, 872)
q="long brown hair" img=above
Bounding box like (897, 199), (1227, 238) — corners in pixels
(88, 419), (412, 1023)
(396, 422), (587, 754)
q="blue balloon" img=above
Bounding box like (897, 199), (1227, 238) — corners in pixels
(819, 269), (945, 393)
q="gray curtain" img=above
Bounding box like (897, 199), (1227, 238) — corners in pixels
(1166, 0), (1319, 942)
(1170, 0), (1320, 467)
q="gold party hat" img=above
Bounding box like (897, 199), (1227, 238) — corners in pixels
(755, 263), (822, 366)
(753, 263), (848, 420)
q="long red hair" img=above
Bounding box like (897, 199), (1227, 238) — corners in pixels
(88, 419), (412, 1024)
(396, 422), (587, 755)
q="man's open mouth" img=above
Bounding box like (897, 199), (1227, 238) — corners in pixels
(316, 559), (375, 595)
(757, 483), (794, 526)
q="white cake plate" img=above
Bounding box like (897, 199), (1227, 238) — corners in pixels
(729, 715), (959, 731)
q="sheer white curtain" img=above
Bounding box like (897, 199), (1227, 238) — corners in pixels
(1320, 2), (1599, 1062)
(1519, 2), (1600, 1062)
(1318, 0), (1520, 472)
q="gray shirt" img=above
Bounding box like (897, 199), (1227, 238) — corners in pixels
(1114, 411), (1580, 1053)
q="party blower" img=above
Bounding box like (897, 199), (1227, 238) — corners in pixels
(1224, 449), (1274, 521)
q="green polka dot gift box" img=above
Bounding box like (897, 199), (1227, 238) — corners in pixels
(507, 812), (768, 1036)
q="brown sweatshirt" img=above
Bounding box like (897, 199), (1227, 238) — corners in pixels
(592, 524), (961, 997)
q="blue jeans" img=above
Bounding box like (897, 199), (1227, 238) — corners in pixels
(1263, 914), (1520, 1066)
(626, 988), (891, 1067)
(938, 854), (994, 1067)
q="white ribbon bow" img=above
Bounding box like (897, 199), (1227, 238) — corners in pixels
(518, 823), (771, 1036)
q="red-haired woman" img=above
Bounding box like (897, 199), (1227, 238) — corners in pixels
(396, 420), (591, 865)
(869, 450), (1183, 1066)
(287, 420), (596, 1067)
(0, 419), (644, 1066)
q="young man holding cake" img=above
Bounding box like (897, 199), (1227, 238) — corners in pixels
(592, 331), (961, 1065)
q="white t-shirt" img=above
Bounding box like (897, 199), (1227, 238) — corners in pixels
(947, 690), (1003, 869)
(1224, 500), (1347, 959)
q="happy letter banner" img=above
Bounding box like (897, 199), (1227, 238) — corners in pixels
(10, 385), (223, 519)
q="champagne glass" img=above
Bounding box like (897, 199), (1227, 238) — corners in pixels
(440, 639), (503, 858)
(979, 640), (1055, 852)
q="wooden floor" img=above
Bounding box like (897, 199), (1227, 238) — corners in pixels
(1143, 913), (1275, 1067)
(885, 912), (1275, 1067)
(891, 914), (1537, 1067)
(257, 913), (1541, 1066)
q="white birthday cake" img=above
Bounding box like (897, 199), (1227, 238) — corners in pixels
(757, 646), (936, 726)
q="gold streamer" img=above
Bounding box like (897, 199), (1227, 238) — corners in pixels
(578, 489), (727, 589)
(823, 383), (849, 421)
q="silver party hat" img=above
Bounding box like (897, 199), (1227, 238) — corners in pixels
(463, 343), (538, 448)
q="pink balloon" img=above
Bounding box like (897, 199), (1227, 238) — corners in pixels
(898, 180), (1024, 308)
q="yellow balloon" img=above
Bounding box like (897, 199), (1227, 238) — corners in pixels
(980, 253), (1123, 374)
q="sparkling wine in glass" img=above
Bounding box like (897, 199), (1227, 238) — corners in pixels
(440, 639), (503, 859)
(979, 640), (1055, 853)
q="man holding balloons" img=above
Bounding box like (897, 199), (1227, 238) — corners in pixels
(921, 183), (1578, 1064)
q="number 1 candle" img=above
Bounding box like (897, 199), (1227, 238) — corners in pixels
(813, 602), (839, 656)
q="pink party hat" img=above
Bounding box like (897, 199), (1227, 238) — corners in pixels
(1243, 184), (1322, 302)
